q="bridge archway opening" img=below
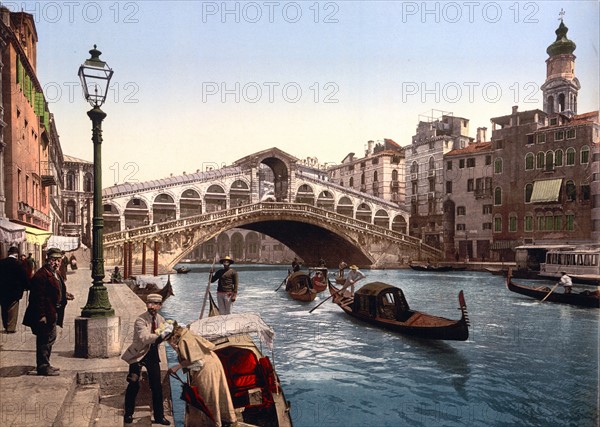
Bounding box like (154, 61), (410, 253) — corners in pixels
(103, 203), (121, 233)
(260, 157), (289, 202)
(337, 196), (353, 217)
(392, 215), (408, 234)
(374, 209), (389, 228)
(153, 193), (176, 223)
(231, 231), (244, 260)
(231, 180), (251, 207)
(295, 184), (315, 205)
(206, 184), (226, 212)
(316, 191), (334, 211)
(217, 233), (230, 256)
(181, 189), (202, 218)
(124, 198), (149, 229)
(356, 203), (372, 223)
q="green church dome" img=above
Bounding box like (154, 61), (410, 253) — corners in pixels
(547, 21), (576, 56)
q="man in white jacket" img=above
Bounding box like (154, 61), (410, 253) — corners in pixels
(122, 293), (173, 425)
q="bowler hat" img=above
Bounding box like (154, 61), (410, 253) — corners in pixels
(47, 248), (63, 259)
(8, 246), (19, 255)
(219, 256), (235, 264)
(146, 294), (163, 303)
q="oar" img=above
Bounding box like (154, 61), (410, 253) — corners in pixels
(309, 294), (335, 313)
(275, 270), (290, 292)
(199, 255), (218, 319)
(541, 283), (560, 302)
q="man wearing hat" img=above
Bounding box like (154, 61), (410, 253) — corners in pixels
(0, 246), (29, 333)
(121, 293), (173, 425)
(335, 265), (366, 302)
(210, 256), (238, 315)
(22, 248), (74, 375)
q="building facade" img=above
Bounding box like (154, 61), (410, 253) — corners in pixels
(405, 111), (472, 250)
(0, 8), (61, 260)
(62, 155), (93, 246)
(489, 19), (599, 262)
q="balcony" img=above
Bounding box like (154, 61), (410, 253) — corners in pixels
(40, 161), (57, 187)
(474, 188), (492, 199)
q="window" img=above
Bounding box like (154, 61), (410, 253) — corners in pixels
(411, 161), (418, 174)
(459, 159), (465, 169)
(494, 187), (502, 205)
(429, 178), (435, 192)
(495, 139), (504, 149)
(566, 128), (575, 139)
(457, 206), (466, 216)
(581, 146), (590, 164)
(494, 215), (502, 232)
(555, 149), (563, 167)
(483, 222), (492, 230)
(581, 184), (590, 201)
(467, 158), (475, 168)
(457, 224), (466, 231)
(545, 152), (554, 171)
(566, 148), (575, 166)
(525, 153), (534, 170)
(566, 180), (576, 201)
(545, 213), (554, 231)
(372, 158), (379, 165)
(537, 133), (546, 143)
(554, 214), (563, 231)
(485, 155), (491, 165)
(447, 161), (453, 170)
(555, 130), (564, 141)
(550, 117), (558, 125)
(524, 215), (533, 232)
(524, 183), (533, 203)
(392, 170), (398, 181)
(494, 158), (503, 174)
(566, 213), (575, 231)
(66, 171), (76, 191)
(446, 181), (453, 194)
(536, 152), (545, 169)
(349, 177), (354, 187)
(509, 215), (517, 232)
(429, 157), (435, 170)
(373, 171), (378, 182)
(483, 204), (492, 215)
(467, 179), (474, 192)
(536, 214), (545, 231)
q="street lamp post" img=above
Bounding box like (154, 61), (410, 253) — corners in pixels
(78, 45), (114, 318)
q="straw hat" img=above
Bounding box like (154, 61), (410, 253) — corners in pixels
(349, 265), (358, 270)
(219, 256), (235, 264)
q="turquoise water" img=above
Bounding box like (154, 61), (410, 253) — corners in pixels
(160, 267), (599, 427)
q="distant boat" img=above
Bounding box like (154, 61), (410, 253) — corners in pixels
(409, 263), (453, 272)
(126, 275), (174, 303)
(284, 271), (318, 302)
(175, 266), (191, 274)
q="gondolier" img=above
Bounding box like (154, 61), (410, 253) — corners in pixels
(210, 256), (238, 314)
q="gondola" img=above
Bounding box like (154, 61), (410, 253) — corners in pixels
(409, 263), (453, 272)
(506, 270), (599, 308)
(175, 266), (191, 274)
(185, 296), (293, 427)
(127, 275), (175, 303)
(284, 271), (318, 302)
(327, 281), (470, 341)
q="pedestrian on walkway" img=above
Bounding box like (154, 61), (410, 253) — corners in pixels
(0, 246), (29, 333)
(121, 293), (173, 425)
(210, 256), (238, 315)
(25, 252), (36, 278)
(22, 248), (74, 375)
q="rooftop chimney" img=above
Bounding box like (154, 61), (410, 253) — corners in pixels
(367, 140), (374, 156)
(476, 127), (487, 143)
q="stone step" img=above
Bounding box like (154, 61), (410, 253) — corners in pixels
(56, 383), (100, 427)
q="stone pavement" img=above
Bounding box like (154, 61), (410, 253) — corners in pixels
(0, 267), (174, 427)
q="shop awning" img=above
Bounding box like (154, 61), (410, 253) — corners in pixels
(0, 219), (26, 244)
(46, 235), (80, 252)
(530, 178), (563, 203)
(24, 226), (52, 246)
(491, 240), (519, 250)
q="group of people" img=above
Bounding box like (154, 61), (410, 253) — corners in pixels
(122, 290), (237, 426)
(0, 246), (74, 377)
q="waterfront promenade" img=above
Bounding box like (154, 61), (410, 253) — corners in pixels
(0, 266), (174, 426)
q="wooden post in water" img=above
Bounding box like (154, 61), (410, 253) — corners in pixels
(123, 242), (129, 279)
(142, 241), (147, 275)
(153, 240), (159, 276)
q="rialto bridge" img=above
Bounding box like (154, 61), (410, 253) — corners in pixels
(102, 148), (442, 271)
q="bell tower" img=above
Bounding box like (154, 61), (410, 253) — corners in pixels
(540, 10), (580, 117)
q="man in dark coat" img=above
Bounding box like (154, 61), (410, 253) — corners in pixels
(0, 246), (29, 333)
(22, 248), (74, 376)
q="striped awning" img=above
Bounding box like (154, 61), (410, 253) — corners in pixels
(24, 226), (52, 246)
(530, 179), (563, 203)
(0, 219), (25, 244)
(46, 235), (80, 252)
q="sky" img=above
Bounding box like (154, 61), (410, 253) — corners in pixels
(5, 1), (599, 184)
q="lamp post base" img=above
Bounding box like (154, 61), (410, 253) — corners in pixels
(74, 316), (121, 358)
(81, 285), (115, 318)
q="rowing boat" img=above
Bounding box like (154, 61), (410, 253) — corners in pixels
(506, 270), (599, 308)
(328, 281), (470, 341)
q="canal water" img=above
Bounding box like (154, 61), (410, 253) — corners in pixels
(160, 266), (598, 427)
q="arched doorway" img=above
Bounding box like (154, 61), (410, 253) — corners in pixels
(124, 198), (149, 229)
(336, 196), (353, 217)
(356, 203), (372, 223)
(205, 184), (227, 212)
(373, 209), (389, 228)
(391, 215), (407, 234)
(295, 184), (315, 205)
(180, 189), (202, 218)
(316, 191), (335, 211)
(153, 193), (176, 223)
(230, 180), (251, 207)
(103, 204), (121, 233)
